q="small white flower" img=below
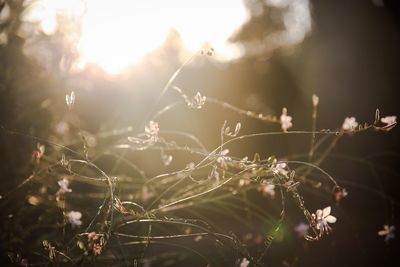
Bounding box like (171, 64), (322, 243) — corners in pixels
(239, 178), (251, 187)
(342, 117), (358, 131)
(381, 116), (397, 126)
(294, 222), (310, 238)
(313, 206), (337, 232)
(60, 154), (69, 167)
(378, 224), (395, 242)
(65, 91), (75, 109)
(57, 178), (72, 194)
(145, 121), (159, 136)
(224, 122), (241, 137)
(161, 153), (173, 166)
(88, 231), (99, 241)
(280, 108), (293, 132)
(129, 121), (160, 148)
(67, 211), (82, 228)
(272, 162), (288, 176)
(216, 149), (231, 170)
(258, 181), (275, 198)
(186, 162), (196, 170)
(188, 92), (206, 109)
(312, 94), (319, 107)
(240, 257), (250, 267)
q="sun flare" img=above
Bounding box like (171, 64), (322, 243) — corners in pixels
(20, 0), (313, 74)
(23, 0), (248, 74)
(78, 0), (249, 73)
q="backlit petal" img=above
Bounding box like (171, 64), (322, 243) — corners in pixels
(378, 230), (387, 236)
(325, 215), (336, 224)
(322, 206), (331, 217)
(316, 209), (323, 219)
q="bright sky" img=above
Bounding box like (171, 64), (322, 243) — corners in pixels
(22, 0), (248, 73)
(20, 0), (311, 74)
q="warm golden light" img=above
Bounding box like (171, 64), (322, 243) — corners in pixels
(76, 0), (248, 73)
(20, 0), (312, 74)
(21, 0), (249, 73)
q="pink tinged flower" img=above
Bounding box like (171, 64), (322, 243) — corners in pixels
(376, 115), (397, 131)
(145, 121), (159, 136)
(67, 211), (82, 228)
(57, 178), (72, 194)
(88, 232), (98, 241)
(294, 222), (310, 238)
(280, 108), (293, 132)
(272, 162), (288, 176)
(258, 181), (275, 198)
(379, 115), (397, 131)
(314, 206), (337, 232)
(93, 243), (102, 255)
(32, 143), (45, 162)
(381, 116), (397, 126)
(378, 224), (395, 242)
(342, 117), (358, 131)
(335, 188), (348, 203)
(216, 149), (231, 169)
(240, 258), (250, 267)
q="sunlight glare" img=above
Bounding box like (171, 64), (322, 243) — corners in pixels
(77, 0), (249, 73)
(21, 0), (312, 74)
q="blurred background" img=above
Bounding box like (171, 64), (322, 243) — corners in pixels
(0, 0), (400, 266)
